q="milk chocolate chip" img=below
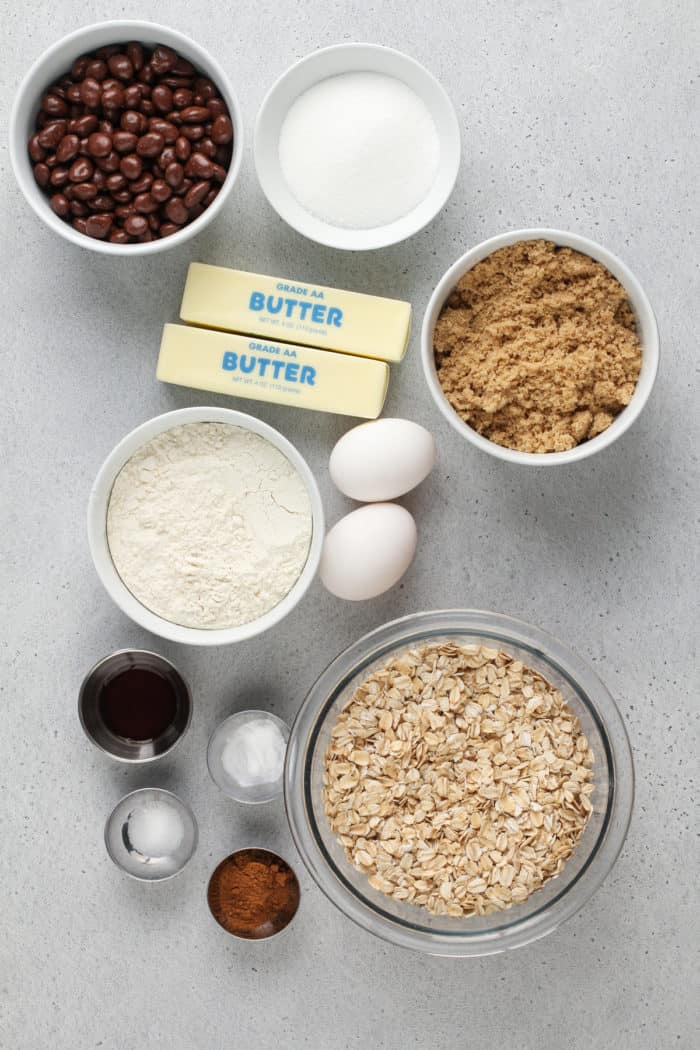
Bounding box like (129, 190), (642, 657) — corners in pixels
(27, 41), (233, 243)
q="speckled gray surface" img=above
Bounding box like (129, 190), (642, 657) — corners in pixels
(1, 1), (698, 1047)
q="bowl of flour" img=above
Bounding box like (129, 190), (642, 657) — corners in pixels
(88, 407), (324, 645)
(254, 43), (460, 250)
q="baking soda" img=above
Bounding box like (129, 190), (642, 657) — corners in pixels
(221, 718), (287, 788)
(279, 72), (440, 229)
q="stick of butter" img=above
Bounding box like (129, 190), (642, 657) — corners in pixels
(179, 263), (411, 363)
(157, 324), (389, 419)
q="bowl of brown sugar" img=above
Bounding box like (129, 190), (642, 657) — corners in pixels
(421, 230), (658, 464)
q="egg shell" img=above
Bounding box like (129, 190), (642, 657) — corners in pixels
(329, 418), (436, 502)
(319, 503), (417, 601)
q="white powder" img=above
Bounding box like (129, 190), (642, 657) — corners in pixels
(127, 801), (184, 858)
(107, 423), (313, 629)
(278, 71), (440, 229)
(221, 718), (287, 788)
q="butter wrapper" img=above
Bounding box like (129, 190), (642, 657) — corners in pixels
(157, 324), (389, 419)
(180, 263), (411, 363)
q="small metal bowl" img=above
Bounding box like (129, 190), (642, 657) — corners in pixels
(78, 649), (192, 763)
(207, 848), (300, 938)
(105, 788), (198, 881)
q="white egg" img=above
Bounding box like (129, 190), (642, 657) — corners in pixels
(320, 503), (417, 601)
(329, 418), (436, 502)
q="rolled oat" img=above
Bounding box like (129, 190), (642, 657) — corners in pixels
(322, 643), (594, 917)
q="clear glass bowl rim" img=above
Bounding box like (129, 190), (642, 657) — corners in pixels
(284, 609), (634, 957)
(207, 709), (290, 804)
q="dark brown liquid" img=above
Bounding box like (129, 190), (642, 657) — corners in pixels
(98, 667), (177, 741)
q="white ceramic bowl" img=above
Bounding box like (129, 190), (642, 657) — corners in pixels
(88, 407), (324, 645)
(421, 229), (659, 466)
(254, 43), (460, 250)
(9, 21), (243, 256)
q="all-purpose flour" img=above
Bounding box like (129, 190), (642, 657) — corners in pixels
(106, 423), (313, 629)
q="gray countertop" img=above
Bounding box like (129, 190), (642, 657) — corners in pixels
(2, 2), (698, 1047)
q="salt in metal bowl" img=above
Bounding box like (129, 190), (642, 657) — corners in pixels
(104, 788), (198, 882)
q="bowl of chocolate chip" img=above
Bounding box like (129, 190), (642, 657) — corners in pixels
(9, 21), (242, 253)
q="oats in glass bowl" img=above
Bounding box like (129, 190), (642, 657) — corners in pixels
(323, 643), (594, 917)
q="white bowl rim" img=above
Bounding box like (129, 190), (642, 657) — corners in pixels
(254, 41), (461, 251)
(9, 20), (244, 256)
(87, 406), (324, 646)
(421, 227), (660, 465)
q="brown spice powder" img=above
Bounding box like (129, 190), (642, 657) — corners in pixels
(433, 239), (642, 453)
(207, 848), (300, 939)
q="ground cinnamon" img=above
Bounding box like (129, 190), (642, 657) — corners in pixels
(207, 849), (300, 939)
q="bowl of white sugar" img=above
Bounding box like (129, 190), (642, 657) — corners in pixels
(88, 407), (324, 646)
(254, 43), (461, 250)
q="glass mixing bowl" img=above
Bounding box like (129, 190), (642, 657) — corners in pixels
(284, 610), (634, 956)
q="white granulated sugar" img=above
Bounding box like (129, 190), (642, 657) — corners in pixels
(279, 72), (440, 229)
(107, 423), (313, 629)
